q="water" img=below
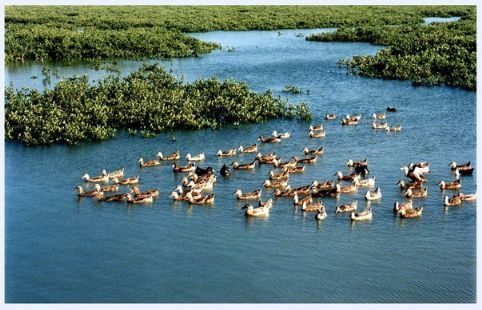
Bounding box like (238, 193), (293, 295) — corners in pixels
(5, 28), (476, 303)
(423, 16), (461, 24)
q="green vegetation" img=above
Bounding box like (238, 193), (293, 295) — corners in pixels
(5, 64), (311, 146)
(307, 10), (476, 90)
(282, 85), (304, 94)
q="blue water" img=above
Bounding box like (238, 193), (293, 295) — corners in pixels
(423, 16), (461, 24)
(5, 28), (476, 303)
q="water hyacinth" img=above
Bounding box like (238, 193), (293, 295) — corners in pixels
(5, 64), (312, 146)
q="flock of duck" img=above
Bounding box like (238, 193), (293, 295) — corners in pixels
(75, 107), (476, 223)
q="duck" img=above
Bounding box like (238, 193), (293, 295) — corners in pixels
(386, 106), (397, 112)
(338, 182), (358, 194)
(325, 113), (336, 120)
(365, 187), (382, 200)
(74, 184), (102, 197)
(454, 167), (474, 177)
(393, 200), (413, 213)
(186, 153), (205, 161)
(256, 152), (278, 164)
(131, 186), (159, 198)
(312, 184), (340, 198)
(341, 116), (359, 126)
(350, 208), (372, 221)
(232, 160), (256, 170)
(176, 184), (203, 197)
(81, 173), (109, 183)
(399, 207), (423, 218)
(186, 192), (215, 205)
(169, 191), (189, 201)
(258, 136), (281, 143)
(371, 122), (388, 129)
(346, 159), (368, 168)
(459, 192), (477, 201)
(102, 168), (124, 179)
(408, 162), (430, 174)
(100, 184), (119, 192)
(259, 198), (273, 209)
(282, 165), (305, 174)
(272, 130), (290, 139)
(268, 170), (289, 181)
(301, 201), (324, 212)
(438, 179), (461, 190)
(172, 162), (195, 173)
(126, 193), (153, 204)
(309, 130), (325, 138)
(371, 113), (386, 120)
(217, 148), (236, 156)
(311, 180), (334, 191)
(238, 144), (258, 153)
(292, 183), (313, 196)
(138, 153), (162, 167)
(194, 166), (214, 177)
(385, 125), (402, 132)
(397, 180), (423, 191)
(242, 203), (270, 218)
(449, 161), (471, 171)
(444, 195), (462, 207)
(220, 164), (231, 177)
(272, 158), (297, 169)
(111, 176), (139, 185)
(334, 171), (359, 181)
(99, 193), (129, 202)
(400, 166), (426, 183)
(293, 155), (317, 164)
(335, 200), (358, 214)
(309, 124), (324, 131)
(302, 146), (324, 155)
(274, 186), (294, 198)
(263, 179), (289, 189)
(353, 176), (376, 187)
(158, 151), (180, 161)
(404, 188), (428, 199)
(316, 206), (328, 220)
(233, 189), (262, 200)
(293, 193), (313, 206)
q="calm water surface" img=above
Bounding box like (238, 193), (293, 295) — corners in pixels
(5, 28), (476, 303)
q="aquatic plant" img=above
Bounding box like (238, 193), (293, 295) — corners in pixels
(5, 64), (312, 146)
(282, 85), (303, 94)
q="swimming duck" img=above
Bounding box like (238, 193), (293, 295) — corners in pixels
(263, 179), (289, 189)
(100, 184), (119, 192)
(158, 151), (180, 161)
(274, 186), (294, 198)
(268, 170), (290, 181)
(233, 189), (262, 200)
(449, 161), (471, 171)
(385, 125), (402, 132)
(371, 113), (386, 120)
(311, 180), (334, 191)
(325, 113), (336, 120)
(393, 200), (413, 213)
(292, 183), (313, 196)
(293, 193), (313, 205)
(138, 153), (162, 167)
(438, 179), (461, 190)
(111, 176), (139, 185)
(272, 131), (290, 139)
(256, 152), (278, 164)
(185, 192), (215, 205)
(459, 192), (477, 201)
(259, 198), (273, 209)
(408, 162), (430, 174)
(334, 171), (359, 181)
(186, 153), (205, 161)
(365, 187), (382, 200)
(74, 184), (102, 197)
(272, 158), (297, 169)
(217, 149), (236, 156)
(131, 186), (159, 198)
(399, 207), (423, 218)
(312, 184), (340, 198)
(99, 193), (129, 202)
(454, 167), (474, 177)
(293, 155), (317, 164)
(81, 173), (109, 183)
(309, 130), (325, 138)
(371, 122), (388, 129)
(338, 182), (358, 194)
(316, 206), (328, 221)
(242, 203), (270, 218)
(397, 180), (423, 191)
(353, 176), (376, 187)
(102, 168), (124, 179)
(336, 200), (358, 214)
(302, 146), (324, 155)
(350, 208), (372, 221)
(386, 106), (397, 112)
(404, 188), (428, 199)
(238, 144), (258, 153)
(342, 118), (359, 125)
(282, 165), (305, 173)
(444, 195), (462, 207)
(169, 191), (189, 201)
(301, 201), (324, 212)
(346, 159), (368, 168)
(232, 160), (256, 170)
(258, 136), (281, 143)
(172, 162), (195, 173)
(194, 166), (214, 177)
(309, 124), (324, 131)
(126, 193), (153, 204)
(220, 164), (231, 177)
(400, 166), (426, 183)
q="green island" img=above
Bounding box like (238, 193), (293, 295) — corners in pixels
(4, 6), (475, 145)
